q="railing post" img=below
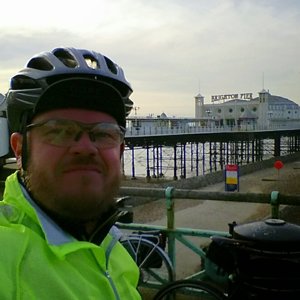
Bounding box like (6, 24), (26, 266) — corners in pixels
(165, 186), (176, 273)
(270, 190), (280, 219)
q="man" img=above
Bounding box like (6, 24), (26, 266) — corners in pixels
(0, 47), (141, 299)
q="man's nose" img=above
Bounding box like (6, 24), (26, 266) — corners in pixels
(70, 131), (98, 154)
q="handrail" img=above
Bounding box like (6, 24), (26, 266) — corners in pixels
(117, 186), (299, 281)
(125, 124), (300, 137)
(119, 186), (300, 205)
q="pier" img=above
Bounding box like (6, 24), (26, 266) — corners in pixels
(123, 127), (300, 180)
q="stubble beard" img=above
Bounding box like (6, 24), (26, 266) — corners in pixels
(22, 163), (122, 224)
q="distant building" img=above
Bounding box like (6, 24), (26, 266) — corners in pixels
(195, 90), (300, 130)
(125, 89), (300, 136)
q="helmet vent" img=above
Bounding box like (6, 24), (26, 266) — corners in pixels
(27, 57), (53, 71)
(83, 54), (100, 70)
(11, 75), (40, 89)
(104, 56), (118, 74)
(53, 48), (78, 68)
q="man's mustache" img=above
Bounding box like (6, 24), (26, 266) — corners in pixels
(61, 156), (106, 173)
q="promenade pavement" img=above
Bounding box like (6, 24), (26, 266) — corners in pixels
(132, 159), (300, 279)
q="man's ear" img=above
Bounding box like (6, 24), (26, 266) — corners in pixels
(10, 133), (23, 169)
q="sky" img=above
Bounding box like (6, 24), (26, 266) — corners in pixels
(0, 0), (299, 118)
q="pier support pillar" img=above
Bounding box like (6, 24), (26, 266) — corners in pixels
(274, 136), (281, 157)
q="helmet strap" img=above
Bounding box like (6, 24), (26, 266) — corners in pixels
(20, 113), (29, 171)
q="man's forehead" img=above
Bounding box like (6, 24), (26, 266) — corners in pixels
(32, 108), (118, 124)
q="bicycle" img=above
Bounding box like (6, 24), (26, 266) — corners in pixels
(154, 218), (300, 300)
(115, 197), (175, 291)
(154, 279), (225, 299)
(120, 230), (174, 287)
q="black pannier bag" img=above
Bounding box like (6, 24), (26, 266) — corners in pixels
(208, 219), (300, 299)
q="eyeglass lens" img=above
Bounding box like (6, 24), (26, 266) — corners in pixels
(27, 119), (124, 149)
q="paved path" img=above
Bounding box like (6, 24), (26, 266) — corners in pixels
(134, 160), (300, 278)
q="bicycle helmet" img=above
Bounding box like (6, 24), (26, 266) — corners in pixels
(6, 47), (134, 132)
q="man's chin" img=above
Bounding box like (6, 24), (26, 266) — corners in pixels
(60, 187), (110, 201)
(27, 172), (121, 219)
(53, 192), (114, 218)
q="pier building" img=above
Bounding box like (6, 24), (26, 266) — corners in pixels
(195, 89), (300, 130)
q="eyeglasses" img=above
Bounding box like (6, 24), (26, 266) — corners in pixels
(26, 119), (125, 149)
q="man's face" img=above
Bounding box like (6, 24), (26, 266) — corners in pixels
(12, 108), (124, 222)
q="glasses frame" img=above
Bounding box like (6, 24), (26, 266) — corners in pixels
(26, 119), (126, 149)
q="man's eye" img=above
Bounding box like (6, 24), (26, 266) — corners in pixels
(62, 128), (77, 136)
(93, 131), (111, 139)
(44, 126), (76, 137)
(94, 129), (120, 141)
(45, 128), (61, 134)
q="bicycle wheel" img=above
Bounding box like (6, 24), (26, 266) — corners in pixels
(121, 236), (174, 288)
(154, 279), (226, 300)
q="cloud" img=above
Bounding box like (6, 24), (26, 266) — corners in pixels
(0, 0), (300, 116)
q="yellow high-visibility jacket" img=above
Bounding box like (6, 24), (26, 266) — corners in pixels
(0, 172), (141, 300)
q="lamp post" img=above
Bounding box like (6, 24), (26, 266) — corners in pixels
(133, 106), (140, 133)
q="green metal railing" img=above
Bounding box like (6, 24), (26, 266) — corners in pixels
(117, 186), (300, 281)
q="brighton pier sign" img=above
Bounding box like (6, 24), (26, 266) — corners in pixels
(211, 93), (253, 102)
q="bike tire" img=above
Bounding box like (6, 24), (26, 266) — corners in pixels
(121, 236), (175, 288)
(154, 279), (226, 300)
